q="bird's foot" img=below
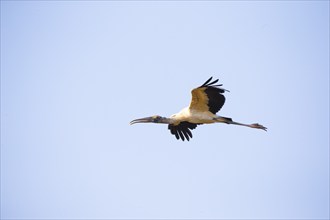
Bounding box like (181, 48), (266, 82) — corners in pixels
(250, 123), (267, 131)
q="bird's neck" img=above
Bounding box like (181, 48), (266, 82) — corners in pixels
(160, 117), (176, 124)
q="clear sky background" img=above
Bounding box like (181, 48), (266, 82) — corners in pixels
(1, 1), (329, 219)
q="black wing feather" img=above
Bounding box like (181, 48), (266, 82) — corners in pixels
(178, 129), (185, 141)
(199, 77), (228, 114)
(168, 121), (198, 141)
(181, 127), (191, 141)
(201, 77), (213, 87)
(170, 126), (180, 140)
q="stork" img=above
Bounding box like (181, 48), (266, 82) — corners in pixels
(130, 77), (267, 141)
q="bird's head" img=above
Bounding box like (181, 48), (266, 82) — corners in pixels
(130, 115), (171, 125)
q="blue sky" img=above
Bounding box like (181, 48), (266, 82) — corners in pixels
(1, 1), (329, 219)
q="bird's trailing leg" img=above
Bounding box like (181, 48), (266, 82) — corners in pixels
(216, 116), (267, 131)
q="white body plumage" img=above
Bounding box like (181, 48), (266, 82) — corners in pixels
(170, 107), (216, 125)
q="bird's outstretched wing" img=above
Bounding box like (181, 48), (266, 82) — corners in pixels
(168, 121), (198, 141)
(189, 77), (228, 114)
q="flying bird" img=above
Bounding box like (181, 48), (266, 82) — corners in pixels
(130, 77), (267, 141)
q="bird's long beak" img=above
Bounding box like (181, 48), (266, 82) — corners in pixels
(130, 116), (154, 125)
